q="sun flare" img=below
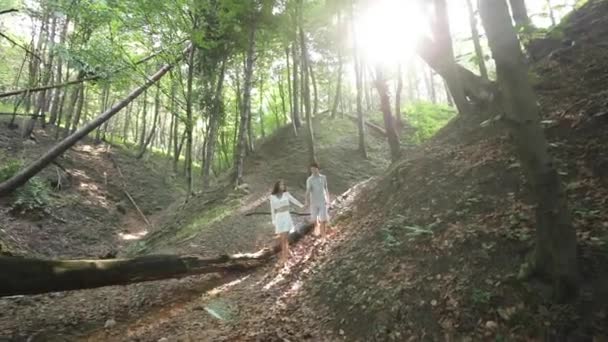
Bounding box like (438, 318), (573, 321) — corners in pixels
(355, 0), (429, 66)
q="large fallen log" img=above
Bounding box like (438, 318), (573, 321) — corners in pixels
(344, 113), (387, 136)
(0, 222), (314, 297)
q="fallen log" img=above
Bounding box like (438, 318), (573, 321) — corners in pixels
(0, 222), (314, 297)
(344, 113), (387, 136)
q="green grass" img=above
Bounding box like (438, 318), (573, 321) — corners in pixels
(403, 101), (456, 144)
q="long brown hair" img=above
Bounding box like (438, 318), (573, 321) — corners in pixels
(272, 180), (286, 195)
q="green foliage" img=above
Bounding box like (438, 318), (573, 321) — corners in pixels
(1, 160), (51, 214)
(471, 288), (492, 306)
(404, 102), (456, 144)
(0, 159), (21, 182)
(13, 177), (51, 214)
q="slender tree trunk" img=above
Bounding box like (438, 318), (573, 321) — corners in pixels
(285, 47), (294, 127)
(509, 0), (532, 28)
(139, 90), (148, 148)
(70, 84), (86, 134)
(298, 5), (316, 164)
(309, 63), (318, 116)
(395, 64), (403, 126)
(234, 22), (258, 185)
(430, 0), (472, 115)
(0, 46), (189, 196)
(49, 18), (69, 125)
(136, 86), (161, 159)
(123, 102), (132, 142)
(428, 68), (437, 103)
(331, 48), (343, 119)
(374, 66), (401, 163)
(185, 47), (196, 197)
(546, 0), (556, 26)
(278, 75), (289, 127)
(350, 0), (367, 158)
(466, 0), (489, 80)
(63, 71), (85, 137)
(479, 0), (578, 301)
(291, 43), (301, 128)
(202, 58), (226, 188)
(258, 75), (265, 138)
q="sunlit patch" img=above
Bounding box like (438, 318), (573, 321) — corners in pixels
(355, 0), (429, 66)
(207, 275), (250, 296)
(119, 230), (149, 240)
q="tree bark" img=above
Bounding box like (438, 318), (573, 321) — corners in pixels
(202, 57), (227, 188)
(430, 0), (472, 115)
(0, 44), (191, 196)
(136, 86), (161, 159)
(185, 47), (196, 197)
(139, 90), (148, 148)
(0, 221), (314, 297)
(309, 62), (318, 116)
(350, 0), (367, 158)
(466, 0), (489, 80)
(331, 43), (343, 119)
(234, 23), (258, 185)
(69, 83), (86, 134)
(291, 43), (301, 128)
(509, 0), (532, 28)
(479, 0), (578, 301)
(374, 67), (401, 163)
(298, 1), (317, 164)
(284, 47), (295, 130)
(395, 64), (404, 126)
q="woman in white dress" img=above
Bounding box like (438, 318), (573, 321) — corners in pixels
(270, 180), (304, 263)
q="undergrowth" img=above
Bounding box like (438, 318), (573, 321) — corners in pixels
(1, 159), (51, 215)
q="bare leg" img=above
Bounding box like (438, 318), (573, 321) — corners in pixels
(320, 221), (327, 240)
(280, 233), (289, 263)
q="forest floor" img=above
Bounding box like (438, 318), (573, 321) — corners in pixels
(2, 1), (608, 341)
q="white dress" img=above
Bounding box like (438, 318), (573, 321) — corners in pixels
(270, 192), (304, 234)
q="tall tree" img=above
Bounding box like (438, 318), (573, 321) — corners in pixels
(374, 66), (401, 163)
(298, 0), (317, 164)
(466, 0), (489, 80)
(509, 0), (532, 28)
(234, 21), (258, 185)
(350, 0), (367, 158)
(479, 0), (578, 300)
(202, 57), (227, 188)
(185, 47), (196, 197)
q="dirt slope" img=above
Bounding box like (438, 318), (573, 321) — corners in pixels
(0, 116), (391, 341)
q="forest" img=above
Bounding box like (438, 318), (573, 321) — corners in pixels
(1, 0), (607, 340)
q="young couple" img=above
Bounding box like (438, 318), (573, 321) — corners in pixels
(269, 162), (330, 264)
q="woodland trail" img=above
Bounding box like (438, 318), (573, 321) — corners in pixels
(0, 119), (387, 341)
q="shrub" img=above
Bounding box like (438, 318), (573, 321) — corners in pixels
(1, 159), (51, 214)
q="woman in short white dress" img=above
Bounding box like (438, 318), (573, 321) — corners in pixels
(270, 180), (304, 263)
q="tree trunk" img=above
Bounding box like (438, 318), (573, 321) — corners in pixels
(430, 0), (472, 116)
(258, 75), (265, 138)
(139, 90), (148, 148)
(546, 0), (556, 26)
(0, 221), (314, 297)
(285, 47), (295, 129)
(234, 23), (258, 185)
(479, 0), (578, 301)
(350, 0), (367, 158)
(0, 44), (191, 196)
(466, 0), (489, 80)
(185, 47), (196, 198)
(309, 62), (318, 116)
(509, 0), (532, 28)
(136, 86), (161, 159)
(374, 66), (401, 163)
(395, 64), (404, 126)
(428, 68), (437, 103)
(63, 71), (85, 137)
(291, 43), (301, 128)
(69, 83), (86, 134)
(202, 58), (227, 188)
(298, 4), (317, 164)
(331, 46), (343, 119)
